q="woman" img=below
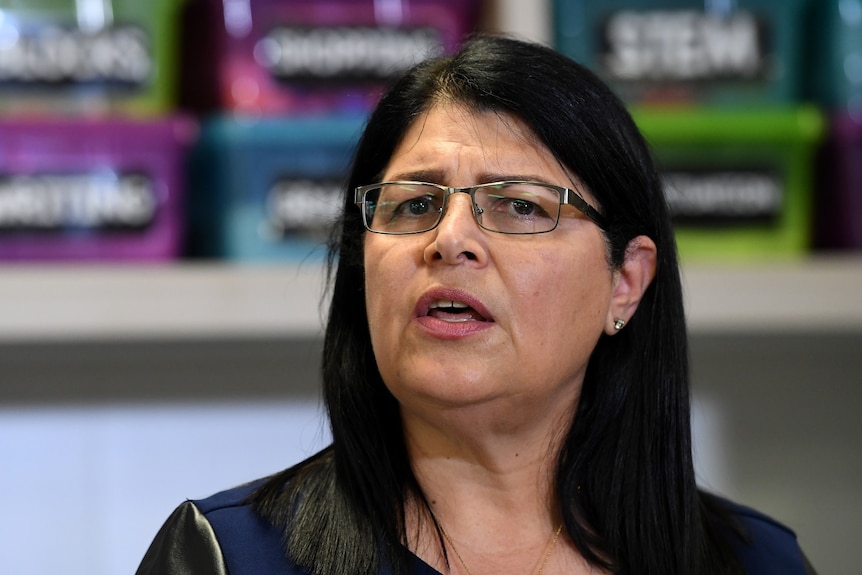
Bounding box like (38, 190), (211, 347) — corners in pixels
(137, 35), (815, 575)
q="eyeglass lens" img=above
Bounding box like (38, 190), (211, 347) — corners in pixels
(363, 182), (561, 234)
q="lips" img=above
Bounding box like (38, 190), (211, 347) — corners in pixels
(427, 300), (488, 322)
(415, 289), (494, 335)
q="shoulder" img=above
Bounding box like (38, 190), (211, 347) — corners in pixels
(718, 497), (813, 575)
(136, 498), (230, 575)
(193, 477), (266, 515)
(136, 477), (312, 575)
(191, 478), (308, 575)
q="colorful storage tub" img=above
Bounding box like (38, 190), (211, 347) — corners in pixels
(188, 115), (365, 261)
(0, 117), (195, 261)
(553, 0), (808, 106)
(180, 0), (481, 116)
(632, 106), (824, 260)
(804, 0), (862, 113)
(814, 113), (862, 250)
(0, 0), (186, 116)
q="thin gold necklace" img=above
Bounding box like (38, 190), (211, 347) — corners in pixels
(439, 522), (564, 575)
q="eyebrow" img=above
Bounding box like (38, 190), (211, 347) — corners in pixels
(384, 170), (564, 187)
(385, 169), (446, 183)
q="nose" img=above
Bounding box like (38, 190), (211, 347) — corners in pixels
(423, 191), (489, 265)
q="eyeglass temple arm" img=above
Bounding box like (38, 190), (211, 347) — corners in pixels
(562, 189), (607, 229)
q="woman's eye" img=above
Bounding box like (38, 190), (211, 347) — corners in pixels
(406, 198), (430, 215)
(396, 197), (432, 216)
(494, 196), (549, 220)
(510, 199), (537, 216)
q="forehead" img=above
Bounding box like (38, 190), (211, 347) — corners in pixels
(384, 103), (570, 183)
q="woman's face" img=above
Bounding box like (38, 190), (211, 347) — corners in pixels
(363, 103), (617, 424)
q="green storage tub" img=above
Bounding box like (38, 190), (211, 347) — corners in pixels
(632, 106), (824, 260)
(0, 0), (185, 116)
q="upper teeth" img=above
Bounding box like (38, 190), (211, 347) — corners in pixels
(429, 300), (469, 310)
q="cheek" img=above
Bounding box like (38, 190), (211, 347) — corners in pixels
(363, 240), (417, 334)
(363, 250), (389, 333)
(513, 249), (612, 340)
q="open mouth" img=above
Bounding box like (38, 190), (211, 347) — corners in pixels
(427, 300), (489, 323)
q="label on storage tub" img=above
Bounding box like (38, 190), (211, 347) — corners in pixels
(0, 25), (152, 89)
(265, 178), (343, 239)
(662, 169), (783, 226)
(600, 10), (770, 83)
(254, 26), (443, 84)
(0, 173), (157, 232)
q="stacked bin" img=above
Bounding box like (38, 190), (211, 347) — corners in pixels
(0, 0), (193, 261)
(184, 0), (481, 261)
(553, 0), (825, 261)
(0, 118), (192, 260)
(187, 116), (365, 261)
(805, 0), (862, 250)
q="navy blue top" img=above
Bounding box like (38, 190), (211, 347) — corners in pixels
(137, 476), (813, 575)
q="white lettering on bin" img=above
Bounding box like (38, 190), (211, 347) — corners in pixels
(603, 10), (765, 81)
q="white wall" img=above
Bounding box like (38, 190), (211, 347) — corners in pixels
(0, 401), (330, 575)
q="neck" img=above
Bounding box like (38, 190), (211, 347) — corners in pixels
(402, 399), (573, 555)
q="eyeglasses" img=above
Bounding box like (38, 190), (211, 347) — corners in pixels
(354, 180), (605, 235)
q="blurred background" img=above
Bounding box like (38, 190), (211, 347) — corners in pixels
(0, 0), (860, 573)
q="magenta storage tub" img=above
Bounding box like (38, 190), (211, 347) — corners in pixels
(814, 113), (862, 250)
(180, 0), (481, 115)
(0, 117), (195, 261)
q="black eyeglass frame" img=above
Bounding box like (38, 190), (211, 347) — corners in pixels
(353, 180), (606, 235)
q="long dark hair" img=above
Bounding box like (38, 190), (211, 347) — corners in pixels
(253, 35), (744, 575)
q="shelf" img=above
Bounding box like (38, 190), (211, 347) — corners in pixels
(681, 255), (862, 333)
(0, 262), (328, 342)
(0, 256), (861, 343)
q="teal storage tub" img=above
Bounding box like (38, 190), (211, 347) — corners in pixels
(803, 0), (862, 113)
(188, 114), (365, 261)
(553, 0), (808, 106)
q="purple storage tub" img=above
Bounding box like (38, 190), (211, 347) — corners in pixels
(0, 117), (196, 261)
(180, 0), (481, 116)
(815, 113), (862, 250)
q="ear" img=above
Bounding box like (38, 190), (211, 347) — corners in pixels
(605, 235), (658, 335)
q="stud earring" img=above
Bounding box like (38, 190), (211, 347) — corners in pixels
(613, 318), (626, 330)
